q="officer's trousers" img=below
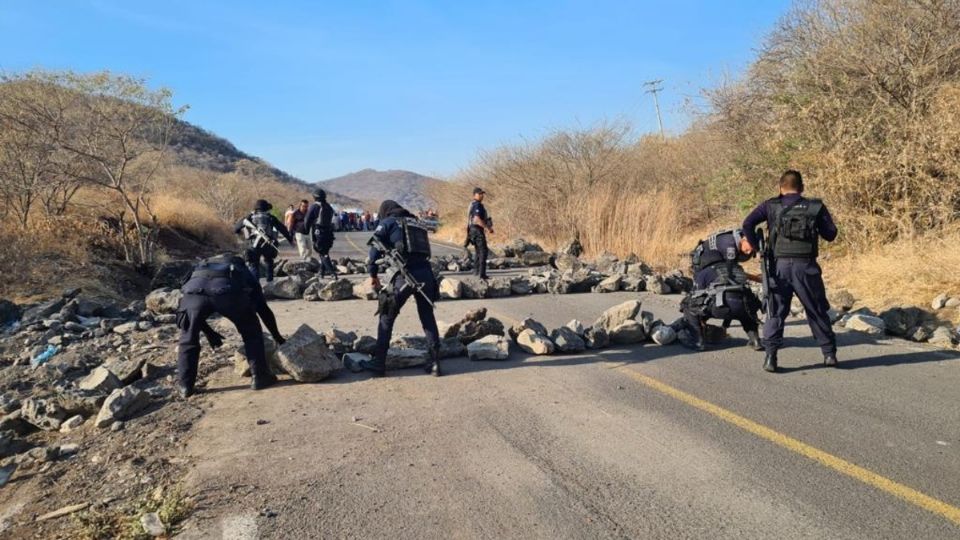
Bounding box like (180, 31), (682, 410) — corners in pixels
(177, 292), (269, 389)
(763, 258), (836, 354)
(371, 268), (440, 371)
(468, 225), (488, 278)
(683, 293), (759, 344)
(245, 246), (276, 282)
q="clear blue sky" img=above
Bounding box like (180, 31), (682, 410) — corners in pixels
(1, 1), (791, 181)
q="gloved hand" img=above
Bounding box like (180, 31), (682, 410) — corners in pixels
(273, 334), (286, 346)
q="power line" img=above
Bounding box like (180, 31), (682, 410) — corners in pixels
(643, 79), (664, 138)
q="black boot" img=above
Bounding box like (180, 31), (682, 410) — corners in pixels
(359, 359), (386, 378)
(763, 350), (778, 373)
(252, 371), (278, 390)
(423, 347), (442, 377)
(177, 384), (195, 399)
(823, 353), (838, 367)
(746, 330), (764, 351)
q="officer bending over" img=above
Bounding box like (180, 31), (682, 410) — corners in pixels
(360, 200), (442, 377)
(681, 228), (763, 351)
(742, 170), (839, 373)
(176, 254), (286, 397)
(234, 199), (293, 282)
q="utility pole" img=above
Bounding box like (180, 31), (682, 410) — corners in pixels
(643, 79), (664, 138)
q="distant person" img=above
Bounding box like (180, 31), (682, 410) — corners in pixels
(283, 204), (295, 231)
(360, 200), (441, 377)
(742, 170), (839, 373)
(234, 199), (293, 282)
(176, 253), (286, 397)
(291, 199), (312, 260)
(305, 189), (338, 278)
(467, 187), (493, 279)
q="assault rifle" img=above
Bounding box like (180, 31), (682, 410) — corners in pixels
(367, 235), (436, 310)
(241, 218), (280, 255)
(756, 228), (773, 316)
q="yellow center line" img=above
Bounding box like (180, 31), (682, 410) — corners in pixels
(611, 364), (960, 527)
(344, 234), (368, 258)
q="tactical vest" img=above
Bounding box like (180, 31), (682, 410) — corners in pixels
(691, 229), (744, 273)
(770, 198), (822, 258)
(400, 218), (431, 258)
(183, 256), (244, 295)
(247, 211), (277, 247)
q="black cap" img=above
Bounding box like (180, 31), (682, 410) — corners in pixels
(254, 199), (271, 212)
(313, 188), (327, 201)
(472, 187), (485, 195)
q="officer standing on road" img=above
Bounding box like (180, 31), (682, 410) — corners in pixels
(175, 253), (287, 398)
(680, 228), (763, 351)
(467, 187), (493, 280)
(234, 199), (293, 282)
(360, 200), (442, 378)
(742, 170), (839, 372)
(305, 189), (338, 279)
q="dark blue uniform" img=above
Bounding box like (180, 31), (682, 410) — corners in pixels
(366, 216), (441, 374)
(743, 194), (838, 358)
(233, 212), (292, 282)
(176, 255), (284, 394)
(305, 199), (337, 277)
(467, 200), (489, 279)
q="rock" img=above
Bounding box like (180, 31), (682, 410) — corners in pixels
(638, 311), (658, 335)
(0, 464), (15, 488)
(103, 357), (146, 385)
(0, 411), (33, 436)
(386, 348), (429, 369)
(0, 431), (27, 459)
(318, 278), (355, 301)
(144, 288), (183, 315)
(0, 300), (20, 325)
(521, 251), (552, 267)
(663, 271), (692, 294)
(621, 276), (645, 292)
(22, 297), (66, 323)
(946, 297), (960, 309)
(282, 259), (319, 275)
(352, 280), (378, 301)
(440, 337), (467, 359)
(830, 290), (856, 312)
(391, 335), (429, 350)
(931, 293), (949, 310)
(485, 278), (512, 298)
(565, 319), (585, 336)
(467, 335), (510, 361)
(644, 275), (671, 295)
(460, 278), (489, 299)
(324, 328), (357, 356)
(593, 300), (642, 332)
(929, 327), (957, 347)
(651, 325), (677, 345)
(509, 277), (533, 295)
(880, 307), (928, 338)
(462, 308), (487, 323)
(275, 325), (341, 382)
(583, 326), (610, 349)
(59, 415), (84, 433)
(503, 238), (543, 256)
(609, 320), (646, 344)
(439, 278), (463, 300)
(58, 443), (79, 457)
(233, 353), (251, 377)
(94, 387), (150, 428)
(343, 352), (371, 373)
(550, 327), (586, 353)
(560, 237), (583, 257)
(112, 322), (138, 335)
(593, 275), (622, 293)
(140, 512), (166, 537)
(141, 361), (163, 380)
(509, 318), (549, 340)
(515, 329), (555, 355)
(77, 366), (121, 393)
(21, 398), (68, 431)
(263, 276), (306, 300)
(554, 254), (583, 274)
(844, 314), (886, 335)
(150, 260), (195, 290)
(353, 335), (377, 355)
(458, 318), (505, 344)
(907, 325), (933, 343)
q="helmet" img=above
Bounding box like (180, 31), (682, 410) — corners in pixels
(254, 199), (271, 212)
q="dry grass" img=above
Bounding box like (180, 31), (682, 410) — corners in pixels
(151, 193), (234, 247)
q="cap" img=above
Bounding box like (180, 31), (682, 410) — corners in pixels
(472, 187), (486, 195)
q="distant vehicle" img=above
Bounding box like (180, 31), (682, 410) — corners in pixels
(420, 217), (440, 233)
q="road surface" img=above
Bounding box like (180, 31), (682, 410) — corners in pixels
(176, 232), (960, 539)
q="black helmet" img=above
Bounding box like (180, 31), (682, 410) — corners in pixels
(313, 189), (327, 202)
(254, 199), (271, 212)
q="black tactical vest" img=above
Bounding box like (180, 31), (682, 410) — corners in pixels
(691, 229), (745, 273)
(770, 198), (823, 258)
(183, 256), (244, 295)
(400, 218), (431, 258)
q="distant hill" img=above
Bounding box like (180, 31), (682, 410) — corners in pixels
(317, 169), (441, 211)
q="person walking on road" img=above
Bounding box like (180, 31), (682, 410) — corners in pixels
(742, 170), (839, 373)
(305, 189), (338, 278)
(467, 187), (493, 280)
(234, 199), (293, 282)
(291, 199), (312, 260)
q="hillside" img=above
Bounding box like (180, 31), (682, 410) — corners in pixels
(317, 168), (441, 211)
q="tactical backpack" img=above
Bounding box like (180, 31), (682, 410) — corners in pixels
(400, 218), (431, 258)
(770, 198), (823, 258)
(690, 228), (745, 273)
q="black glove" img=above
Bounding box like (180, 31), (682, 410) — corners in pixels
(273, 334), (286, 346)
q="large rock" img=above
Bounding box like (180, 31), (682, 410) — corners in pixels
(844, 314), (886, 335)
(931, 293), (949, 311)
(21, 398), (68, 431)
(650, 325), (677, 345)
(275, 325), (341, 382)
(565, 319), (585, 336)
(560, 237), (583, 257)
(343, 352), (371, 372)
(584, 326), (610, 349)
(830, 290), (856, 312)
(324, 328), (357, 356)
(0, 300), (20, 325)
(353, 335), (377, 355)
(663, 271), (692, 294)
(102, 357), (146, 385)
(879, 307), (928, 338)
(282, 259), (320, 276)
(521, 251), (552, 267)
(318, 278), (355, 301)
(458, 318), (505, 344)
(77, 366), (121, 393)
(21, 297), (66, 324)
(461, 308), (487, 323)
(515, 329), (555, 355)
(503, 238), (543, 257)
(554, 254), (583, 274)
(94, 387), (150, 428)
(609, 320), (647, 344)
(150, 260), (195, 290)
(929, 326), (957, 348)
(509, 277), (533, 295)
(467, 335), (510, 361)
(439, 278), (463, 300)
(509, 318), (549, 340)
(485, 278), (512, 298)
(352, 280), (378, 301)
(460, 278), (489, 299)
(644, 275), (671, 295)
(440, 337), (467, 359)
(386, 348), (429, 369)
(145, 288), (183, 315)
(593, 275), (622, 293)
(550, 327), (586, 353)
(594, 300), (642, 332)
(263, 276), (306, 300)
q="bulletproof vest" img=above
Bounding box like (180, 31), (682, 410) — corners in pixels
(248, 211), (278, 244)
(400, 218), (431, 258)
(691, 229), (744, 273)
(183, 256), (244, 295)
(313, 202), (334, 235)
(770, 198), (822, 258)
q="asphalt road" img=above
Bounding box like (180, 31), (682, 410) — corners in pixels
(176, 232), (960, 539)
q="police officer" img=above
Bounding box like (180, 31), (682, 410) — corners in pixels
(305, 189), (338, 279)
(742, 170), (839, 372)
(234, 199), (293, 282)
(360, 200), (442, 377)
(680, 228), (763, 351)
(175, 253), (287, 398)
(467, 187), (493, 280)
